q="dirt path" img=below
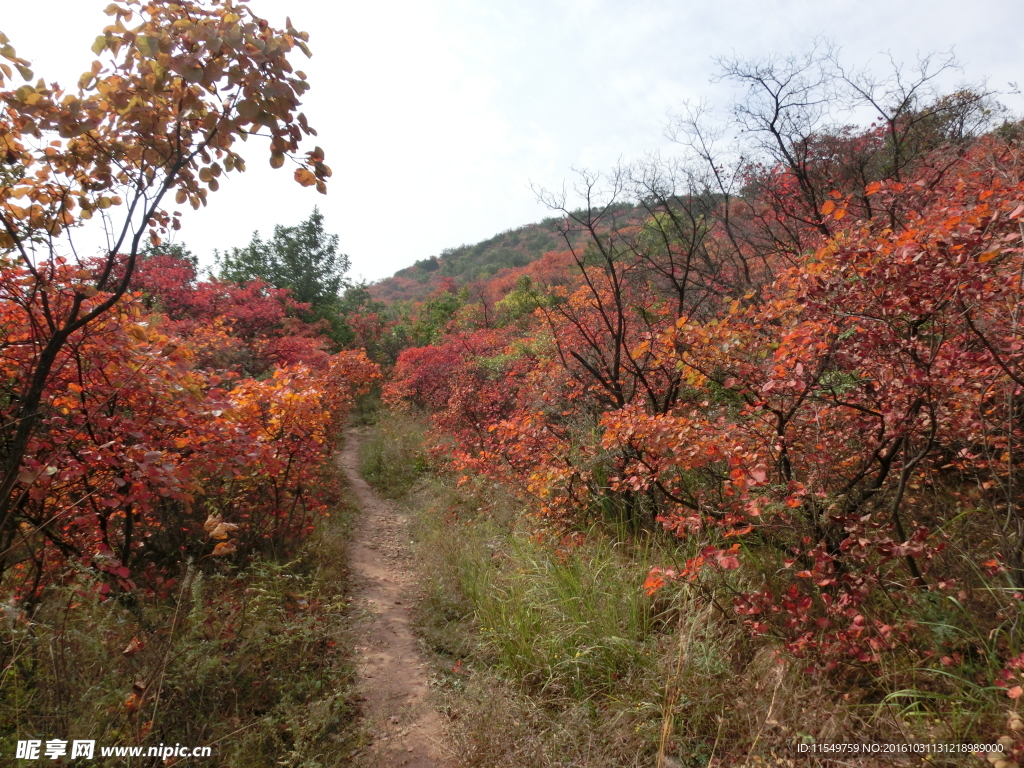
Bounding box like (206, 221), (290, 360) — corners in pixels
(339, 428), (451, 768)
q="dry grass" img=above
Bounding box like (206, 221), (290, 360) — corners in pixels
(0, 461), (364, 767)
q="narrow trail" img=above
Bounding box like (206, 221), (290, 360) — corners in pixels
(339, 427), (452, 768)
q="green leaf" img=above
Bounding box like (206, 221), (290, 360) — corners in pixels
(91, 35), (108, 55)
(181, 65), (204, 84)
(236, 98), (259, 121)
(136, 36), (159, 58)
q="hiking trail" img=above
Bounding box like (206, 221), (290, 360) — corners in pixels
(339, 427), (452, 768)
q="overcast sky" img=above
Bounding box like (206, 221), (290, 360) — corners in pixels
(3, 0), (1023, 282)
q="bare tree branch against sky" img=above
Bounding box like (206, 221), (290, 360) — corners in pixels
(4, 0), (1022, 281)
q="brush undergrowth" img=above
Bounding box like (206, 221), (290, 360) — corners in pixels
(360, 409), (1019, 767)
(0, 463), (362, 767)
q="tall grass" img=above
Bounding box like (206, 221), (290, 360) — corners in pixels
(465, 534), (663, 698)
(358, 414), (428, 498)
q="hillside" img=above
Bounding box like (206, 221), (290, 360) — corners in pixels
(368, 204), (636, 304)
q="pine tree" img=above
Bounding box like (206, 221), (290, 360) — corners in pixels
(216, 208), (351, 340)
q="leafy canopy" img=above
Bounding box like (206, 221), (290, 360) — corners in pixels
(217, 208), (350, 337)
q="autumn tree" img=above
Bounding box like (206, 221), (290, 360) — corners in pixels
(0, 0), (331, 581)
(490, 49), (1004, 532)
(706, 46), (1000, 256)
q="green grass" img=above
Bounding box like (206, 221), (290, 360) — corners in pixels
(465, 534), (663, 698)
(357, 414), (428, 498)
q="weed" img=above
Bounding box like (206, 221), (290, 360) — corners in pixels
(0, 466), (362, 767)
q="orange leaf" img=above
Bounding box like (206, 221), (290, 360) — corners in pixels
(820, 200), (835, 216)
(643, 573), (665, 596)
(209, 521), (239, 540)
(123, 636), (145, 656)
(294, 168), (316, 187)
(213, 540), (238, 556)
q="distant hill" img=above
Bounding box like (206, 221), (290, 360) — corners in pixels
(369, 205), (637, 304)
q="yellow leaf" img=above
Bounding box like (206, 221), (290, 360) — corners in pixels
(294, 168), (316, 187)
(125, 324), (149, 342)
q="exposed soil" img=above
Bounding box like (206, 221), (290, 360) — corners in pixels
(339, 427), (451, 767)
